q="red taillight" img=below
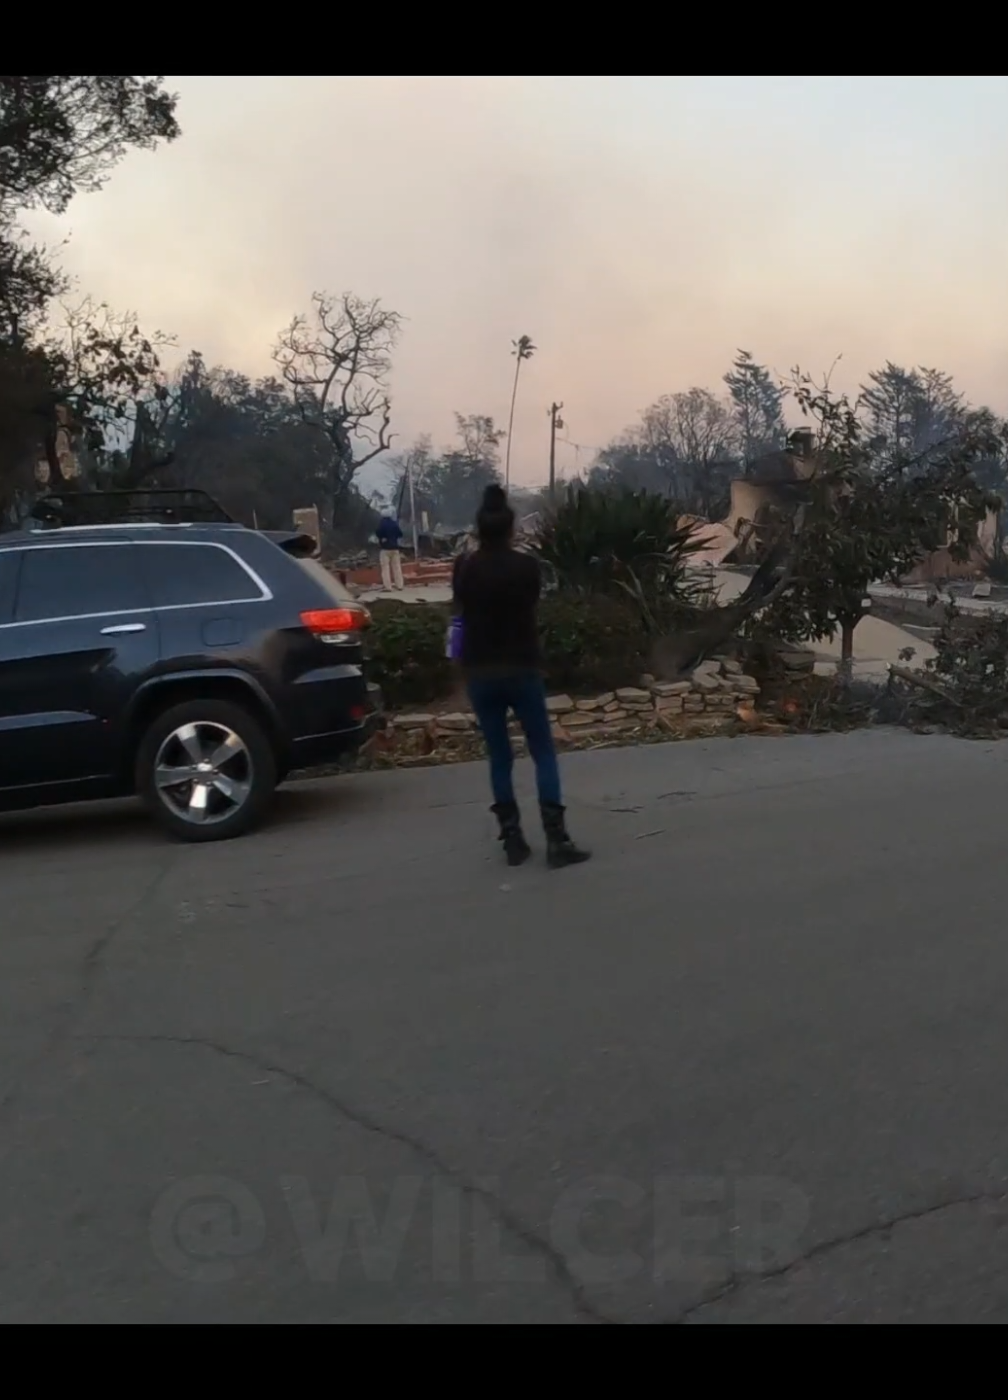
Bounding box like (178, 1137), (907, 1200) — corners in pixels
(300, 607), (370, 635)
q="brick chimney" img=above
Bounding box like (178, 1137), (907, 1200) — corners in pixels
(789, 428), (815, 458)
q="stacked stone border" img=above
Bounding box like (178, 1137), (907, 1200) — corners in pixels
(371, 658), (762, 766)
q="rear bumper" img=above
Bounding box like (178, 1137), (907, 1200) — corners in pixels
(286, 680), (385, 769)
(290, 722), (369, 769)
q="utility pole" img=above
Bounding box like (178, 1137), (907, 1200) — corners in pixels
(548, 401), (564, 501)
(405, 453), (420, 563)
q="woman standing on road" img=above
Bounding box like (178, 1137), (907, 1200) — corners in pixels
(452, 485), (590, 869)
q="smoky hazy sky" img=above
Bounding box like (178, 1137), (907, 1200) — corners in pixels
(22, 76), (1008, 486)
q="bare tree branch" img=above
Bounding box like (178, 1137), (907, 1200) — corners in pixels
(272, 291), (402, 522)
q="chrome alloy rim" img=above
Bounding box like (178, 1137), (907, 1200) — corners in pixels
(153, 722), (253, 825)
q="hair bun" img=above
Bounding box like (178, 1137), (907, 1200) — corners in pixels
(481, 484), (508, 510)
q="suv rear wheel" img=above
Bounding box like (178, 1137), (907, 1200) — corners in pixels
(136, 697), (278, 842)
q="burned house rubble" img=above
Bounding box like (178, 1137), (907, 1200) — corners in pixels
(681, 428), (819, 570)
(682, 427), (1000, 585)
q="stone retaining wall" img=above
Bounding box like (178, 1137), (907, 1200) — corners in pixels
(381, 657), (760, 760)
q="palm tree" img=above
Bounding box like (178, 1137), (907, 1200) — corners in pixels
(504, 334), (536, 489)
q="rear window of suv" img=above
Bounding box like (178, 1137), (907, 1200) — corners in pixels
(295, 558), (356, 604)
(141, 542), (266, 607)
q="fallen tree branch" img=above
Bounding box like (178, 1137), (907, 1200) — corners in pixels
(652, 504), (811, 675)
(887, 664), (966, 708)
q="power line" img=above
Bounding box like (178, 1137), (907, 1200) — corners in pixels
(556, 435), (601, 475)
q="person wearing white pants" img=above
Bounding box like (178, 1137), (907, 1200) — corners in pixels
(380, 547), (404, 591)
(376, 510), (405, 591)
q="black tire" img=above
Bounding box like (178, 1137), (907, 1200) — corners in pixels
(135, 697), (279, 842)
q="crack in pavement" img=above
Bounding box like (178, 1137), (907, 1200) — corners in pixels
(670, 1187), (1008, 1324)
(79, 856), (179, 994)
(75, 1031), (618, 1326)
(20, 1013), (1008, 1324)
(0, 857), (179, 1123)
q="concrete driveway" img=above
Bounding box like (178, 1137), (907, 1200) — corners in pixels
(2, 729), (1008, 1323)
(708, 567), (936, 679)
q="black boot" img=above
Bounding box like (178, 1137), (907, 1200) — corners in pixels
(491, 802), (532, 866)
(540, 802), (591, 869)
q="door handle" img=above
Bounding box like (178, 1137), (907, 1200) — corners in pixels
(100, 623), (147, 635)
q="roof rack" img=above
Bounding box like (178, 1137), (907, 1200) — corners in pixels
(31, 489), (235, 528)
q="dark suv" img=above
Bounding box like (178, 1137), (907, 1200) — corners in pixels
(0, 491), (380, 841)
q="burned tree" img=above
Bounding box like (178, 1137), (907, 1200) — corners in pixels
(273, 291), (402, 527)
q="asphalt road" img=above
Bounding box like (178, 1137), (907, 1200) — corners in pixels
(3, 729), (1008, 1323)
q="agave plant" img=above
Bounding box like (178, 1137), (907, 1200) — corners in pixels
(532, 486), (707, 629)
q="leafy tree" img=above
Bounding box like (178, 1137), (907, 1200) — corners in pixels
(960, 405), (1008, 495)
(591, 388), (739, 518)
(390, 414), (505, 530)
(587, 439), (669, 497)
(454, 412), (505, 468)
(0, 223), (67, 346)
(859, 362), (965, 468)
(143, 351), (370, 538)
(58, 345), (379, 545)
(424, 450), (500, 530)
(0, 341), (53, 519)
(421, 413), (504, 528)
(859, 361), (921, 464)
(0, 76), (180, 509)
(273, 291), (402, 526)
(40, 296), (174, 487)
(758, 374), (1003, 676)
(926, 601), (1008, 723)
(723, 349), (787, 469)
(0, 76), (179, 214)
(638, 388), (739, 517)
(910, 367), (966, 455)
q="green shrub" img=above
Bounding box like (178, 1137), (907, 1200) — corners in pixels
(538, 593), (650, 694)
(926, 600), (1008, 719)
(365, 600), (453, 708)
(364, 593), (649, 708)
(533, 485), (705, 627)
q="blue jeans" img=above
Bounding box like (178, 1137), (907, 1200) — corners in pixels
(467, 671), (562, 808)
